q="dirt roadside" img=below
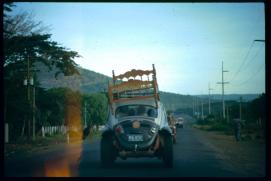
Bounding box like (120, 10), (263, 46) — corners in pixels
(4, 131), (100, 160)
(193, 127), (265, 177)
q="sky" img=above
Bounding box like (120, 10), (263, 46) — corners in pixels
(9, 3), (265, 95)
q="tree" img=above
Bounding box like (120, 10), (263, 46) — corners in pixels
(36, 88), (68, 127)
(3, 4), (81, 141)
(4, 4), (80, 80)
(4, 34), (80, 78)
(247, 94), (265, 128)
(83, 93), (108, 130)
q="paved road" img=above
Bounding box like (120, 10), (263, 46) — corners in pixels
(78, 126), (244, 177)
(5, 117), (262, 177)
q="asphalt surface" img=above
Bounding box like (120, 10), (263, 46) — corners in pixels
(5, 116), (264, 177)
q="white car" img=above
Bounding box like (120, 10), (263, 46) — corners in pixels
(100, 65), (173, 168)
(176, 117), (184, 128)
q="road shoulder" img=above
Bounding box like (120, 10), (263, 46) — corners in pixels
(192, 127), (265, 177)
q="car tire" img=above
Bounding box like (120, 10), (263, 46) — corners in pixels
(101, 135), (116, 168)
(163, 134), (173, 168)
(173, 135), (177, 144)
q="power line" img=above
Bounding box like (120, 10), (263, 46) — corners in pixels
(227, 9), (262, 82)
(235, 61), (265, 86)
(241, 43), (264, 72)
(232, 43), (263, 85)
(230, 40), (264, 87)
(229, 41), (255, 82)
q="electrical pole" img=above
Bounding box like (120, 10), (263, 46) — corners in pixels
(201, 99), (204, 119)
(194, 97), (197, 116)
(32, 85), (36, 140)
(196, 97), (199, 118)
(27, 55), (30, 101)
(84, 102), (87, 128)
(208, 83), (213, 115)
(217, 61), (229, 119)
(193, 97), (196, 117)
(23, 53), (37, 140)
(226, 105), (229, 123)
(27, 55), (31, 139)
(239, 97), (242, 120)
(192, 97), (194, 117)
(198, 98), (201, 118)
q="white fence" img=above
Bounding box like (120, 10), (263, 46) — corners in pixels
(98, 125), (105, 131)
(41, 125), (105, 137)
(41, 125), (67, 137)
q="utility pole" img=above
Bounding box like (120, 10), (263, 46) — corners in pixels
(208, 83), (213, 115)
(23, 53), (36, 140)
(27, 55), (30, 101)
(84, 102), (87, 128)
(239, 97), (242, 120)
(194, 97), (196, 118)
(32, 84), (36, 140)
(192, 97), (194, 117)
(194, 97), (197, 117)
(193, 97), (196, 117)
(226, 105), (229, 123)
(197, 97), (200, 118)
(27, 55), (30, 138)
(217, 61), (229, 119)
(196, 97), (199, 118)
(201, 100), (204, 119)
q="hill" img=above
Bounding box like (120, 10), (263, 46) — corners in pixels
(196, 94), (260, 102)
(35, 62), (111, 93)
(35, 63), (260, 110)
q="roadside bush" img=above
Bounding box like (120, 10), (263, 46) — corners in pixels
(197, 118), (212, 125)
(207, 122), (231, 132)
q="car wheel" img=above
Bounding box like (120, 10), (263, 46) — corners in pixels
(101, 135), (116, 168)
(163, 134), (173, 168)
(173, 135), (177, 144)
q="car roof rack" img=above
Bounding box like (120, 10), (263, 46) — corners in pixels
(108, 64), (160, 111)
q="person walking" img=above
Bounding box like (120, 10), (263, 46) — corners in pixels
(233, 119), (241, 141)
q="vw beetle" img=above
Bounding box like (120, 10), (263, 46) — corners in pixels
(100, 64), (173, 168)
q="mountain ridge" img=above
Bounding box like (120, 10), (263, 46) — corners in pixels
(35, 63), (260, 110)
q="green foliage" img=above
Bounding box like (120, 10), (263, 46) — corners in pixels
(194, 94), (265, 139)
(37, 87), (70, 127)
(196, 117), (232, 134)
(207, 122), (232, 133)
(4, 34), (80, 78)
(82, 93), (108, 128)
(3, 6), (81, 142)
(246, 93), (265, 121)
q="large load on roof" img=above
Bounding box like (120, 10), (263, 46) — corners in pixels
(108, 64), (160, 111)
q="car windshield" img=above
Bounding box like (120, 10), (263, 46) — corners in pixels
(115, 105), (157, 119)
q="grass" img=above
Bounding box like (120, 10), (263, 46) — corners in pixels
(193, 118), (265, 141)
(5, 127), (104, 157)
(4, 134), (68, 157)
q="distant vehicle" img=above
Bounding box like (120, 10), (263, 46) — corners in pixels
(175, 117), (184, 128)
(167, 114), (177, 144)
(100, 64), (173, 168)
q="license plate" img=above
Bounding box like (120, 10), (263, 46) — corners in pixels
(128, 135), (143, 142)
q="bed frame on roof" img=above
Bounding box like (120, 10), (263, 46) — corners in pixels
(108, 64), (160, 111)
